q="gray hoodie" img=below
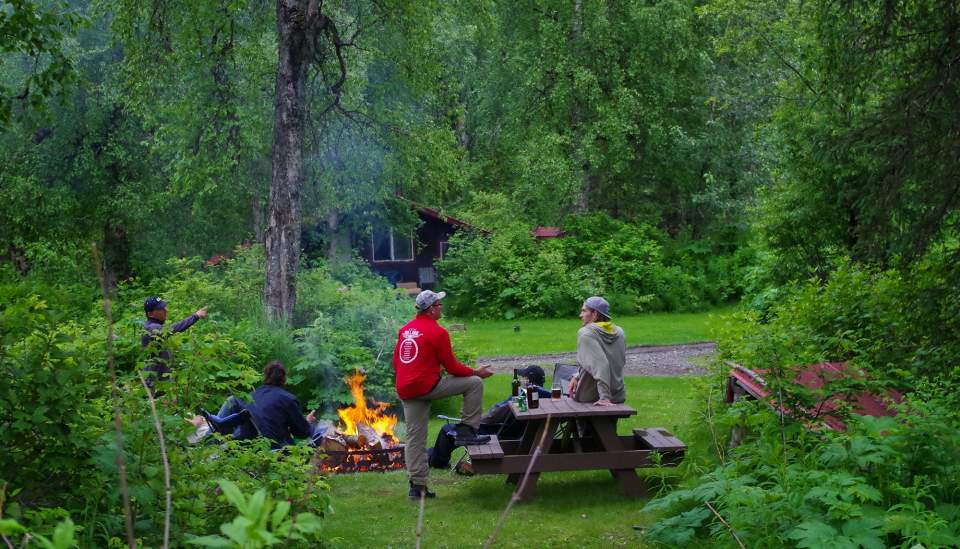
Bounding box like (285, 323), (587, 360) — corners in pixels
(574, 322), (626, 403)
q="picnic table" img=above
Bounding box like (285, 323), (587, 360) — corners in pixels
(466, 397), (686, 501)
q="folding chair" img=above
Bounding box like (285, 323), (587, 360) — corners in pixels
(552, 362), (579, 396)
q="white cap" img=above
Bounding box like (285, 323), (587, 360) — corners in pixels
(415, 290), (446, 311)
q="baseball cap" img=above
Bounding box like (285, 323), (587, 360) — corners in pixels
(583, 296), (611, 319)
(415, 290), (446, 311)
(517, 365), (545, 387)
(144, 296), (167, 313)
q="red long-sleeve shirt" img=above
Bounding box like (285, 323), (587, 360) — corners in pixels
(393, 314), (475, 400)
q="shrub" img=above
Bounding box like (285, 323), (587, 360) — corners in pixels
(438, 212), (743, 318)
(644, 248), (960, 547)
(1, 247), (402, 545)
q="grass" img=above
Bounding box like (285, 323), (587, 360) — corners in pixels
(320, 374), (702, 548)
(447, 305), (735, 357)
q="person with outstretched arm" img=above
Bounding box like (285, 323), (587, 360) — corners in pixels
(141, 296), (207, 394)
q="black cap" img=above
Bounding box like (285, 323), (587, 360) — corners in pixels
(517, 365), (545, 387)
(144, 296), (167, 313)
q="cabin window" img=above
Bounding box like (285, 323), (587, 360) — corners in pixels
(372, 227), (414, 262)
(439, 241), (449, 259)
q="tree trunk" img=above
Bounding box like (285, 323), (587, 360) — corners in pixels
(103, 223), (131, 294)
(264, 0), (309, 323)
(569, 0), (591, 214)
(326, 209), (349, 263)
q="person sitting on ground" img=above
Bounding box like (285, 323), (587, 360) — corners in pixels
(141, 296), (208, 394)
(427, 365), (551, 472)
(394, 290), (494, 500)
(569, 296), (626, 406)
(195, 361), (325, 449)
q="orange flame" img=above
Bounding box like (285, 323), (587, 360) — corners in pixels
(336, 370), (398, 440)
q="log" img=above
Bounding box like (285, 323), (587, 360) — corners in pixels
(357, 423), (383, 450)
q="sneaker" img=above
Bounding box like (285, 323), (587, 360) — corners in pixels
(408, 482), (436, 500)
(450, 423), (491, 446)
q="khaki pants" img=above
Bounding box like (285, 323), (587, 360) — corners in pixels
(401, 375), (483, 486)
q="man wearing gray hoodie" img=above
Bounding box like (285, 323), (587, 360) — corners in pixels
(569, 296), (626, 406)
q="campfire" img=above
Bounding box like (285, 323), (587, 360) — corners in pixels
(317, 370), (404, 474)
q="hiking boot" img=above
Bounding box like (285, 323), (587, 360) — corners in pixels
(408, 482), (436, 500)
(450, 423), (491, 446)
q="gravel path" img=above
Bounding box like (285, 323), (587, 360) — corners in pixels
(479, 342), (715, 377)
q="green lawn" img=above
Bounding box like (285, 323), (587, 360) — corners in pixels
(448, 305), (734, 357)
(321, 374), (700, 548)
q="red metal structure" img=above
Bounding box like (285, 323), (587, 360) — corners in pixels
(725, 361), (903, 431)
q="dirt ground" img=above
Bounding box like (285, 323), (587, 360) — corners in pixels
(479, 341), (716, 377)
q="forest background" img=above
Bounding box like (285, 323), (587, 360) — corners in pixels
(1, 0), (959, 547)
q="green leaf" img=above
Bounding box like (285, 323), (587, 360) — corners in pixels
(218, 479), (247, 513)
(185, 534), (235, 547)
(788, 521), (838, 548)
(220, 516), (254, 545)
(271, 500), (291, 531)
(840, 518), (884, 549)
(50, 518), (77, 549)
(293, 513), (324, 535)
(0, 519), (26, 535)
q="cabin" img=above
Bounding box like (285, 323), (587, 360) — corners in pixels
(362, 202), (483, 292)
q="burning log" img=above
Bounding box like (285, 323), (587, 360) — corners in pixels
(357, 423), (382, 450)
(316, 370), (406, 474)
(318, 432), (349, 468)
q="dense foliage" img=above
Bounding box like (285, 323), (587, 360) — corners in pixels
(0, 247), (406, 546)
(3, 0), (960, 545)
(643, 256), (960, 547)
(439, 212), (751, 318)
(634, 1), (960, 546)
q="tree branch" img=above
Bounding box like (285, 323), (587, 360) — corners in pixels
(706, 501), (746, 549)
(138, 372), (172, 549)
(91, 244), (136, 549)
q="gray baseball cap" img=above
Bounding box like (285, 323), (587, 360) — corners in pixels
(415, 290), (447, 311)
(583, 296), (611, 319)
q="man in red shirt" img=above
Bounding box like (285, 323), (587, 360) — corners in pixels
(394, 290), (493, 499)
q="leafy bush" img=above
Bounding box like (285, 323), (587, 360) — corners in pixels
(644, 248), (960, 547)
(438, 212), (746, 319)
(186, 480), (326, 548)
(1, 247), (413, 545)
(644, 408), (960, 548)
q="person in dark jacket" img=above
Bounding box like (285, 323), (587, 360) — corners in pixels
(199, 362), (321, 449)
(141, 296), (207, 393)
(427, 365), (551, 471)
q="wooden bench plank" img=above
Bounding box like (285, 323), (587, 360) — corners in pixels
(465, 435), (504, 459)
(633, 428), (687, 452)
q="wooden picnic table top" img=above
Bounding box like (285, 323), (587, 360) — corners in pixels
(508, 396), (637, 420)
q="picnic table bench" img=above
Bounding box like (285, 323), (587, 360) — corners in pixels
(466, 397), (686, 501)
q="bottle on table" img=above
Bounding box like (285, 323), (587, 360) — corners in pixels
(527, 385), (539, 409)
(511, 369), (521, 397)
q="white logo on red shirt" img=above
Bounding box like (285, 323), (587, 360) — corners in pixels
(398, 328), (422, 364)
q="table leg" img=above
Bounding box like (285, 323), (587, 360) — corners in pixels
(506, 419), (544, 486)
(507, 420), (559, 501)
(590, 417), (646, 498)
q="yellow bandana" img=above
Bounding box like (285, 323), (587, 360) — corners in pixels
(594, 321), (615, 333)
